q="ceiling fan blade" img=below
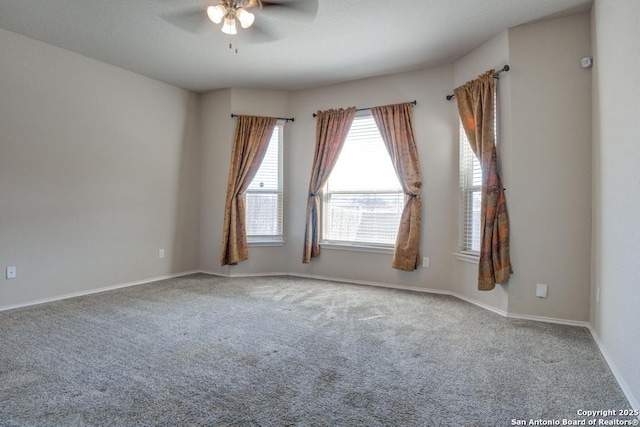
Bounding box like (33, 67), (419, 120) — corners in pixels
(259, 0), (319, 20)
(237, 21), (280, 44)
(163, 6), (211, 34)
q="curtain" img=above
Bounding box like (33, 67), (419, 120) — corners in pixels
(221, 115), (277, 266)
(302, 107), (356, 263)
(454, 70), (512, 290)
(371, 102), (423, 271)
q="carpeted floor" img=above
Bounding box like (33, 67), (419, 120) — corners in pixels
(0, 274), (633, 426)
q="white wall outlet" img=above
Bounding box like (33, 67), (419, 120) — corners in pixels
(159, 249), (165, 259)
(6, 266), (17, 279)
(422, 257), (430, 268)
(536, 283), (548, 298)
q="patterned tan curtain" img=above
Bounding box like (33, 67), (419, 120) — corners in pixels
(453, 70), (512, 290)
(221, 115), (277, 266)
(302, 107), (356, 263)
(371, 102), (423, 271)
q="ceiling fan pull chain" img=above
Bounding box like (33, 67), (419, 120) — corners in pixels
(229, 37), (239, 54)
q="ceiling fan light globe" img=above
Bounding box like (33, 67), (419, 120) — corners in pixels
(221, 17), (238, 35)
(206, 5), (226, 24)
(235, 8), (255, 28)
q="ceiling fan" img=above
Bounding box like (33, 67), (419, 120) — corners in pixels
(206, 1), (264, 35)
(165, 0), (318, 44)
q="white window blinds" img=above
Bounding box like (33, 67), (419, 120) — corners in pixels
(322, 115), (403, 246)
(245, 124), (283, 242)
(459, 123), (482, 254)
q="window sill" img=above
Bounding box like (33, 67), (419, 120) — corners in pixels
(321, 242), (394, 254)
(453, 252), (479, 264)
(248, 240), (285, 247)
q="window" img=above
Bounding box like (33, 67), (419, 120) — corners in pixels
(459, 123), (482, 255)
(322, 114), (403, 248)
(458, 92), (497, 256)
(245, 122), (283, 243)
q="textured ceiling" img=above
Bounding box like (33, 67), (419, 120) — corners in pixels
(0, 0), (593, 92)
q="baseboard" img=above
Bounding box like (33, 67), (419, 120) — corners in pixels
(199, 270), (289, 278)
(289, 272), (595, 328)
(230, 272), (289, 278)
(2, 268), (594, 332)
(289, 272), (451, 296)
(289, 272), (590, 328)
(506, 312), (590, 328)
(0, 270), (200, 313)
(588, 327), (640, 412)
(451, 292), (509, 318)
(199, 269), (230, 278)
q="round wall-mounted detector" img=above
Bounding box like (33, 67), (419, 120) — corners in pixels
(581, 57), (593, 68)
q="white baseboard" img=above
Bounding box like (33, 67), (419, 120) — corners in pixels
(201, 270), (588, 328)
(230, 271), (289, 278)
(451, 292), (509, 318)
(2, 268), (596, 331)
(588, 327), (640, 412)
(505, 312), (590, 328)
(199, 269), (289, 278)
(199, 269), (230, 277)
(289, 272), (451, 296)
(0, 270), (200, 312)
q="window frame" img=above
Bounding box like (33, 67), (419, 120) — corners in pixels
(244, 121), (285, 246)
(458, 123), (482, 258)
(320, 112), (403, 253)
(457, 89), (498, 262)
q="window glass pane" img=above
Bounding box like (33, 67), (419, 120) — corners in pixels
(470, 190), (481, 252)
(324, 193), (403, 245)
(471, 151), (482, 186)
(248, 126), (280, 191)
(459, 90), (496, 254)
(323, 115), (403, 246)
(328, 117), (401, 192)
(460, 124), (482, 253)
(245, 193), (282, 236)
(245, 124), (283, 240)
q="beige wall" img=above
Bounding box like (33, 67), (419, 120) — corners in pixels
(591, 0), (640, 408)
(506, 13), (592, 322)
(452, 30), (511, 313)
(450, 14), (592, 323)
(198, 88), (291, 275)
(196, 69), (458, 291)
(198, 88), (232, 275)
(0, 29), (201, 308)
(286, 65), (456, 291)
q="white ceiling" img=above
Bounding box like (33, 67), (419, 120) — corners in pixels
(0, 0), (593, 93)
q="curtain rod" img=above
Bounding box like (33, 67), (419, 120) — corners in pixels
(445, 65), (510, 101)
(230, 114), (294, 122)
(312, 100), (417, 118)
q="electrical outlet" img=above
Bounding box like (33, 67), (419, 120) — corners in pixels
(536, 283), (548, 298)
(159, 249), (165, 259)
(6, 266), (16, 279)
(422, 257), (430, 268)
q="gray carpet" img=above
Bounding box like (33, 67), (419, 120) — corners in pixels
(0, 273), (633, 426)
